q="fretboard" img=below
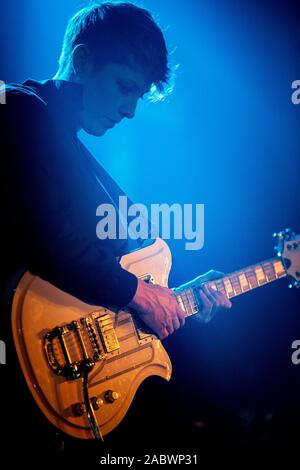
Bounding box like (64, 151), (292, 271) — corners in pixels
(174, 257), (286, 318)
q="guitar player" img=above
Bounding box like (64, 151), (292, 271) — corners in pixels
(0, 2), (231, 458)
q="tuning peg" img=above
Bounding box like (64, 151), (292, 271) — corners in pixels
(285, 228), (296, 240)
(285, 228), (294, 240)
(288, 280), (300, 289)
(273, 231), (284, 240)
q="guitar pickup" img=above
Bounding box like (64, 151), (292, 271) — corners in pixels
(94, 313), (120, 353)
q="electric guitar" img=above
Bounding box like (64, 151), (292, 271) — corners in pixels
(11, 229), (300, 440)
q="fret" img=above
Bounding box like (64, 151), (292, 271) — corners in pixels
(182, 292), (191, 315)
(223, 277), (234, 298)
(262, 261), (276, 281)
(175, 291), (192, 316)
(176, 292), (187, 314)
(190, 289), (199, 314)
(185, 289), (198, 315)
(229, 275), (242, 295)
(183, 291), (192, 315)
(254, 265), (267, 285)
(238, 272), (250, 292)
(214, 280), (226, 295)
(174, 288), (199, 317)
(245, 269), (258, 289)
(182, 291), (192, 316)
(273, 259), (286, 278)
(192, 287), (200, 307)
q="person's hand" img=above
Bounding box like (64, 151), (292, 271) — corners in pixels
(127, 278), (186, 339)
(181, 270), (232, 323)
(127, 269), (232, 339)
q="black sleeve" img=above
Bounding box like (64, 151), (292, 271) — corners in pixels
(1, 91), (138, 307)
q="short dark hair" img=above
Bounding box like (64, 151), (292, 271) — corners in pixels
(56, 1), (173, 100)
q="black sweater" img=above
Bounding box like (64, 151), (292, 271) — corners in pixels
(0, 78), (139, 308)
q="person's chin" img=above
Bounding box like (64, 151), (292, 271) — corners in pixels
(83, 123), (107, 137)
(81, 116), (108, 136)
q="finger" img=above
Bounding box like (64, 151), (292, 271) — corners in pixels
(202, 270), (225, 281)
(198, 287), (213, 315)
(203, 284), (219, 306)
(159, 327), (169, 340)
(172, 316), (181, 331)
(175, 304), (186, 326)
(178, 312), (186, 327)
(209, 288), (232, 308)
(218, 293), (232, 309)
(205, 288), (224, 308)
(209, 270), (225, 280)
(165, 321), (174, 335)
(172, 293), (186, 326)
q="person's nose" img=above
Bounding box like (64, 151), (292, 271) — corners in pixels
(119, 97), (138, 120)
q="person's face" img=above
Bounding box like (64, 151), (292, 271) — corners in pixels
(78, 61), (152, 136)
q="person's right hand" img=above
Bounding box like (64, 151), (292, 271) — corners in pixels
(127, 278), (186, 339)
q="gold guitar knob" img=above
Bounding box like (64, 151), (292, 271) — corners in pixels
(91, 396), (104, 410)
(105, 390), (119, 403)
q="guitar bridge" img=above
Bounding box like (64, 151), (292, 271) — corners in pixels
(44, 310), (120, 380)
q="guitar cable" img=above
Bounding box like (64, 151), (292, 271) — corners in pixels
(82, 367), (104, 441)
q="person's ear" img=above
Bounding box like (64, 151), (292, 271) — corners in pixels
(72, 44), (94, 81)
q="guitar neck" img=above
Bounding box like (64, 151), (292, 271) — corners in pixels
(174, 257), (287, 318)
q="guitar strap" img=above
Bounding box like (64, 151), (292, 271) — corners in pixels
(79, 140), (153, 256)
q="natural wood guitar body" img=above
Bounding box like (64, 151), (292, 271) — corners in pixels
(11, 238), (172, 439)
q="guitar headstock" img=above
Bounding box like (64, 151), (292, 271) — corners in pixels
(273, 228), (300, 288)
